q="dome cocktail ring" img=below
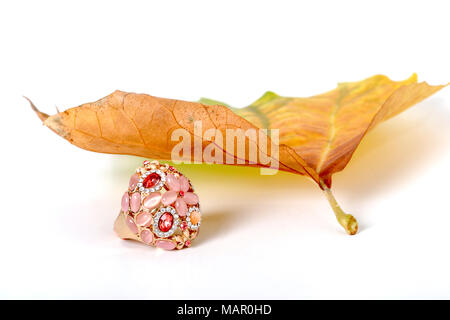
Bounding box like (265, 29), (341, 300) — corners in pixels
(114, 160), (201, 250)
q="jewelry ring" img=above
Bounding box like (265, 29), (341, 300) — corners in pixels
(114, 160), (201, 250)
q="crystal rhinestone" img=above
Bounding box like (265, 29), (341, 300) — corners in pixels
(158, 212), (174, 232)
(143, 172), (161, 189)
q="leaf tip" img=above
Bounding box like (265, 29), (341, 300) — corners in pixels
(24, 96), (49, 122)
(409, 73), (418, 83)
(246, 91), (281, 109)
(255, 91), (280, 103)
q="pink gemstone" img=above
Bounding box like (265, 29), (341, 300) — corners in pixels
(185, 240), (191, 247)
(166, 174), (180, 192)
(130, 192), (141, 213)
(179, 176), (190, 192)
(136, 212), (153, 227)
(156, 240), (176, 250)
(158, 212), (174, 232)
(143, 192), (162, 210)
(175, 198), (188, 216)
(161, 190), (177, 206)
(183, 192), (199, 205)
(129, 174), (140, 190)
(190, 210), (201, 225)
(143, 172), (161, 189)
(140, 229), (153, 244)
(121, 192), (129, 212)
(125, 215), (138, 234)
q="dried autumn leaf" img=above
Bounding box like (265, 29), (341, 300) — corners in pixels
(204, 74), (446, 186)
(28, 74), (447, 235)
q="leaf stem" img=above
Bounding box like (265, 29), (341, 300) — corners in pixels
(320, 180), (358, 235)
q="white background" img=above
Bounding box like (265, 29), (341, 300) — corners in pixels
(1, 0), (449, 299)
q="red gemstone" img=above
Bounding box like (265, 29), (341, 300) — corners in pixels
(143, 172), (161, 189)
(179, 191), (184, 197)
(180, 221), (187, 230)
(158, 212), (174, 232)
(143, 160), (150, 165)
(169, 166), (175, 171)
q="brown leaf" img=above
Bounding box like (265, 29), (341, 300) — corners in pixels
(29, 74), (447, 235)
(29, 91), (319, 182)
(227, 74), (447, 187)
